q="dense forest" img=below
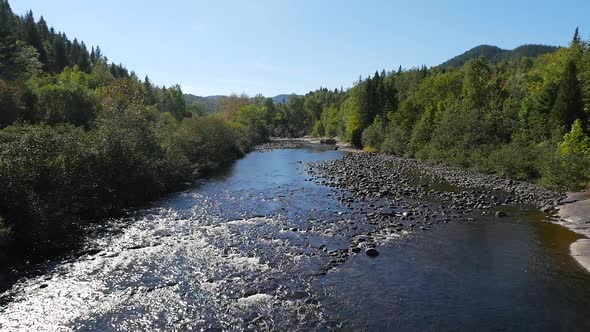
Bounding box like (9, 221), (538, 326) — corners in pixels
(213, 31), (589, 192)
(1, 0), (589, 263)
(0, 0), (272, 261)
(438, 44), (559, 68)
(264, 30), (590, 191)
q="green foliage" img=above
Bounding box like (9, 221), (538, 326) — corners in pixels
(550, 59), (585, 134)
(0, 124), (94, 253)
(439, 44), (559, 69)
(539, 150), (590, 190)
(484, 134), (544, 180)
(173, 116), (246, 174)
(232, 104), (269, 145)
(0, 79), (21, 126)
(1, 0), (590, 260)
(559, 119), (590, 155)
(361, 115), (386, 150)
(36, 82), (99, 127)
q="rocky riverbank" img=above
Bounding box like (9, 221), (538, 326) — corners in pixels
(254, 138), (309, 151)
(557, 192), (590, 273)
(303, 152), (590, 273)
(311, 153), (565, 210)
(307, 153), (590, 274)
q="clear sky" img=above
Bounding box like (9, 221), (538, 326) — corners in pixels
(10, 0), (590, 97)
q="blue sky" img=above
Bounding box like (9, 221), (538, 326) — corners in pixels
(11, 0), (590, 97)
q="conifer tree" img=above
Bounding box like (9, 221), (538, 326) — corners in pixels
(143, 75), (157, 105)
(53, 35), (68, 71)
(573, 27), (581, 45)
(78, 42), (91, 72)
(551, 59), (585, 134)
(23, 10), (46, 63)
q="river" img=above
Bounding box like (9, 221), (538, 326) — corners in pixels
(1, 142), (589, 331)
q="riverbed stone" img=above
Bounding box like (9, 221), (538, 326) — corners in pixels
(365, 248), (379, 257)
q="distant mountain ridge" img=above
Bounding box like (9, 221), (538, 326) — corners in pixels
(438, 44), (560, 68)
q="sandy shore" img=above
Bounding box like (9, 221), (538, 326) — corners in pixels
(557, 192), (590, 273)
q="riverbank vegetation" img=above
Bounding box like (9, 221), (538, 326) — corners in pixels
(1, 0), (590, 263)
(0, 1), (272, 261)
(278, 30), (590, 191)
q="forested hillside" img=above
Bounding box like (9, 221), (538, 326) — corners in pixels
(439, 44), (559, 68)
(297, 29), (590, 190)
(0, 0), (272, 261)
(1, 0), (589, 263)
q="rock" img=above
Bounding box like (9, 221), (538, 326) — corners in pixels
(351, 247), (362, 253)
(495, 211), (507, 217)
(76, 248), (102, 257)
(540, 204), (553, 213)
(243, 289), (258, 298)
(365, 248), (379, 257)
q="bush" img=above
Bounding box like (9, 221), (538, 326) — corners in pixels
(539, 150), (590, 190)
(361, 124), (384, 150)
(0, 124), (94, 254)
(381, 124), (410, 156)
(173, 116), (245, 175)
(0, 80), (22, 127)
(36, 83), (99, 127)
(484, 135), (543, 180)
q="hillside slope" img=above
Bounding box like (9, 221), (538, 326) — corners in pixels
(439, 44), (559, 68)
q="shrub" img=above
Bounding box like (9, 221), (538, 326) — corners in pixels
(36, 83), (99, 127)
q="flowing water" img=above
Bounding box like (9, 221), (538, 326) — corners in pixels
(1, 143), (589, 331)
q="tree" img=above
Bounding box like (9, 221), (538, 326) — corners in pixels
(573, 27), (581, 46)
(551, 59), (585, 134)
(165, 84), (187, 120)
(0, 79), (21, 126)
(22, 10), (47, 64)
(143, 75), (157, 105)
(559, 119), (590, 155)
(36, 83), (99, 127)
(53, 35), (68, 71)
(78, 42), (91, 72)
(461, 58), (491, 109)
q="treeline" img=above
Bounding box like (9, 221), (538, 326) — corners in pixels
(2, 0), (589, 262)
(277, 30), (590, 191)
(0, 1), (266, 261)
(212, 88), (346, 139)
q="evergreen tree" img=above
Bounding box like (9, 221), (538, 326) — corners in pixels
(573, 27), (581, 45)
(551, 59), (585, 134)
(70, 38), (81, 66)
(37, 16), (49, 41)
(90, 46), (95, 63)
(78, 41), (91, 72)
(143, 75), (157, 105)
(22, 10), (46, 63)
(94, 45), (104, 63)
(53, 35), (68, 71)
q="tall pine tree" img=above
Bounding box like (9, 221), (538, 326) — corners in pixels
(551, 59), (585, 134)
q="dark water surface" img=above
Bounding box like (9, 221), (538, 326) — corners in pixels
(1, 143), (589, 331)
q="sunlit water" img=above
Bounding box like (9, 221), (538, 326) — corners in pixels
(1, 143), (589, 331)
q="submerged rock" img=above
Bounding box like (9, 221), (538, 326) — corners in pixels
(365, 248), (379, 257)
